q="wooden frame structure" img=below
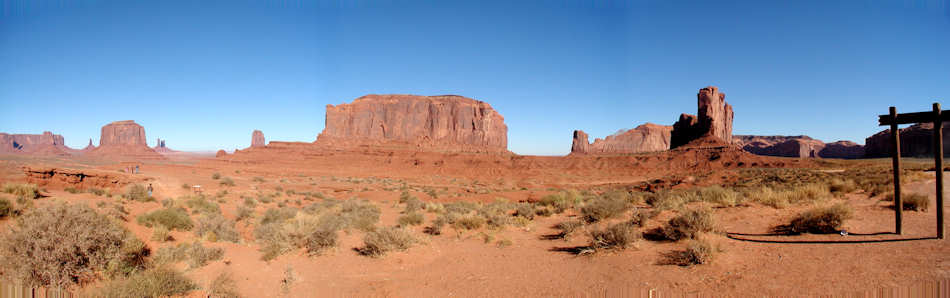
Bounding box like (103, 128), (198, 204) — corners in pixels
(878, 103), (945, 239)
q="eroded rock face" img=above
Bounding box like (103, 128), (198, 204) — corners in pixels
(571, 123), (672, 154)
(23, 166), (152, 190)
(865, 123), (950, 157)
(88, 120), (163, 159)
(252, 130), (265, 147)
(316, 94), (508, 152)
(819, 141), (865, 159)
(216, 149), (228, 157)
(671, 86), (734, 148)
(0, 131), (71, 155)
(99, 120), (147, 146)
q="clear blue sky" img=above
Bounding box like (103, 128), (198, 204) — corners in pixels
(1, 0), (948, 155)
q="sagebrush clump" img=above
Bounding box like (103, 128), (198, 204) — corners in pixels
(0, 203), (146, 287)
(359, 227), (416, 257)
(661, 207), (715, 241)
(785, 203), (852, 234)
(589, 222), (640, 250)
(137, 207), (194, 231)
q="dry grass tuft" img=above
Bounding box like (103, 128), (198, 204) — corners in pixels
(661, 207), (715, 241)
(660, 238), (716, 266)
(589, 222), (640, 250)
(95, 267), (196, 297)
(137, 207), (194, 231)
(779, 203), (853, 234)
(359, 227), (416, 257)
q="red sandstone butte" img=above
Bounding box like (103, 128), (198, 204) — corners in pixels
(734, 135), (865, 159)
(571, 123), (672, 154)
(671, 86), (734, 148)
(87, 120), (164, 159)
(0, 131), (72, 156)
(252, 130), (266, 147)
(316, 94), (508, 152)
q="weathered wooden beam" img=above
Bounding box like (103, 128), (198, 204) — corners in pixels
(879, 110), (950, 126)
(891, 106), (903, 235)
(935, 103), (945, 239)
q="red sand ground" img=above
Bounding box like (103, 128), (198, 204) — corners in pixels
(0, 145), (947, 296)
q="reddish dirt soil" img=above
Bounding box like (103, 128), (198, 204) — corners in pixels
(0, 145), (946, 296)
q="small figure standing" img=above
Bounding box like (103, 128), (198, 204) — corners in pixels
(135, 165), (140, 174)
(147, 184), (153, 197)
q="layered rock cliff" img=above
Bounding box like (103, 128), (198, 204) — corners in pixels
(734, 135), (864, 159)
(865, 123), (950, 158)
(671, 86), (734, 148)
(571, 123), (672, 154)
(88, 120), (163, 159)
(0, 131), (72, 156)
(252, 130), (266, 147)
(316, 94), (508, 152)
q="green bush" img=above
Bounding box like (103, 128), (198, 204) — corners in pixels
(661, 207), (715, 241)
(96, 267), (196, 297)
(137, 207), (194, 231)
(359, 227), (416, 257)
(0, 203), (145, 287)
(786, 204), (852, 234)
(195, 213), (240, 243)
(589, 222), (640, 250)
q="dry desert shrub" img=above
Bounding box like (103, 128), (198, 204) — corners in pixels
(581, 194), (632, 223)
(397, 212), (424, 227)
(137, 207), (194, 231)
(1, 182), (39, 200)
(208, 271), (241, 298)
(589, 222), (640, 250)
(154, 241), (224, 269)
(0, 203), (147, 287)
(95, 266), (196, 297)
(219, 177), (236, 187)
(452, 214), (486, 230)
(304, 229), (338, 256)
(235, 205), (255, 222)
(0, 197), (11, 219)
(123, 184), (154, 202)
(195, 213), (240, 243)
(901, 193), (930, 211)
(661, 207), (716, 241)
(212, 172), (222, 180)
(696, 186), (741, 207)
(151, 225), (173, 242)
(184, 195), (222, 214)
(538, 190), (582, 213)
(359, 227), (416, 257)
(661, 238), (716, 266)
(781, 203), (853, 234)
(554, 220), (584, 238)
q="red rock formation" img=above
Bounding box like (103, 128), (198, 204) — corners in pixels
(252, 130), (266, 147)
(865, 123), (950, 157)
(23, 166), (152, 190)
(734, 135), (864, 159)
(671, 86), (734, 148)
(0, 131), (72, 156)
(87, 120), (164, 160)
(316, 94), (508, 153)
(153, 138), (178, 154)
(819, 141), (864, 159)
(571, 123), (672, 154)
(82, 138), (96, 152)
(216, 149), (228, 157)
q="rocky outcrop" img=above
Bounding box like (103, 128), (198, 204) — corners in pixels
(316, 94), (508, 152)
(153, 138), (177, 153)
(81, 139), (96, 152)
(865, 123), (950, 158)
(88, 120), (163, 159)
(671, 86), (734, 148)
(23, 166), (152, 190)
(216, 149), (228, 157)
(734, 135), (864, 159)
(252, 130), (265, 147)
(571, 123), (672, 154)
(0, 131), (72, 156)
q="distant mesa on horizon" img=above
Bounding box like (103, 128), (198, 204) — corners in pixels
(0, 131), (73, 156)
(87, 120), (165, 160)
(314, 94), (508, 153)
(252, 130), (266, 148)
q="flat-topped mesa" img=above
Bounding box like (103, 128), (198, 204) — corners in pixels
(865, 122), (950, 158)
(0, 131), (71, 155)
(251, 130), (266, 147)
(316, 94), (508, 153)
(671, 86), (734, 148)
(571, 123), (672, 154)
(734, 135), (865, 159)
(88, 120), (164, 159)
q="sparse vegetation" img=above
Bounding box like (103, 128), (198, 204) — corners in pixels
(554, 220), (584, 238)
(589, 222), (640, 250)
(195, 213), (240, 242)
(581, 194), (632, 223)
(154, 241), (225, 269)
(0, 197), (11, 219)
(304, 229), (338, 256)
(184, 195), (221, 214)
(123, 184), (154, 202)
(452, 214), (486, 230)
(151, 225), (173, 242)
(212, 172), (222, 180)
(220, 177), (236, 187)
(661, 238), (716, 266)
(236, 205), (255, 222)
(208, 271), (241, 298)
(398, 212), (425, 226)
(661, 207), (715, 241)
(95, 267), (197, 298)
(1, 183), (40, 200)
(782, 203), (853, 234)
(137, 207), (194, 231)
(0, 203), (146, 287)
(359, 227), (416, 257)
(902, 193), (929, 211)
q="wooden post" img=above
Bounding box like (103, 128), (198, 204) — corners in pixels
(934, 103), (945, 239)
(891, 106), (903, 235)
